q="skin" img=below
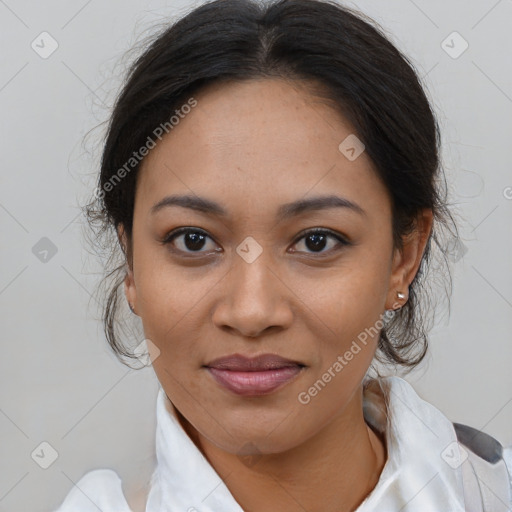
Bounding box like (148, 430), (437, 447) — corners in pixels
(119, 77), (433, 512)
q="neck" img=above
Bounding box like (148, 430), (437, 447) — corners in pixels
(176, 385), (387, 512)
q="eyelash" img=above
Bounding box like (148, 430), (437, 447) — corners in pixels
(161, 227), (351, 257)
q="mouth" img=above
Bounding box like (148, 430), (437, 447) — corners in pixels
(204, 353), (306, 396)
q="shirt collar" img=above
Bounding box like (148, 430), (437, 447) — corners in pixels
(359, 377), (466, 511)
(145, 387), (245, 512)
(146, 376), (466, 511)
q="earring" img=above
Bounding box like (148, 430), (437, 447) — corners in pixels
(386, 290), (407, 315)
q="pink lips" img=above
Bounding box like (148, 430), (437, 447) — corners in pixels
(205, 353), (304, 396)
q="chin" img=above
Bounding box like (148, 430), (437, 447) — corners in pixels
(200, 409), (310, 455)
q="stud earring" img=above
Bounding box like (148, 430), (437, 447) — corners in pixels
(397, 292), (405, 300)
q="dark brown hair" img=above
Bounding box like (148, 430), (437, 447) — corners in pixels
(84, 0), (459, 373)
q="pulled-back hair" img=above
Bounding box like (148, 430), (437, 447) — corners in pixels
(84, 0), (459, 372)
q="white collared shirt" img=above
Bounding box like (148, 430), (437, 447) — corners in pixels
(55, 376), (512, 511)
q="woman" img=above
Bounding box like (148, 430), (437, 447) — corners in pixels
(56, 0), (512, 510)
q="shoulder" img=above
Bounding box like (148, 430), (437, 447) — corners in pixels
(453, 423), (512, 508)
(505, 446), (512, 493)
(54, 469), (132, 512)
(365, 377), (512, 508)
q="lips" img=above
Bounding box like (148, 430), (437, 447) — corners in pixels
(204, 353), (305, 396)
(206, 353), (304, 371)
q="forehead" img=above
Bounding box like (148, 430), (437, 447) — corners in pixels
(135, 78), (390, 219)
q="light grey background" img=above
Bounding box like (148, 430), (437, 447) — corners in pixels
(1, 0), (511, 510)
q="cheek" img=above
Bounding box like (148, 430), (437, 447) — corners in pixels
(295, 249), (391, 389)
(341, 239), (392, 313)
(301, 248), (391, 337)
(134, 251), (206, 331)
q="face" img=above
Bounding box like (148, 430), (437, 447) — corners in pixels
(120, 78), (431, 456)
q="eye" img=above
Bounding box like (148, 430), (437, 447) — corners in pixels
(161, 227), (221, 255)
(161, 227), (351, 257)
(290, 228), (350, 255)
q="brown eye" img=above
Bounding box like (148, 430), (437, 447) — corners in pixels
(291, 229), (350, 255)
(162, 228), (220, 255)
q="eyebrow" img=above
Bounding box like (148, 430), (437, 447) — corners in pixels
(150, 193), (366, 220)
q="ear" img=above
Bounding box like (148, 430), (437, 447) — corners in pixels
(385, 208), (433, 310)
(117, 224), (138, 316)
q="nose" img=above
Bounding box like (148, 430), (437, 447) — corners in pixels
(211, 252), (293, 339)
